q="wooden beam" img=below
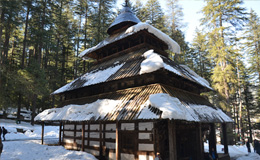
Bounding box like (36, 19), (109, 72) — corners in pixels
(82, 122), (85, 151)
(196, 123), (203, 160)
(222, 123), (229, 154)
(134, 121), (138, 160)
(74, 123), (76, 144)
(153, 121), (157, 159)
(99, 122), (102, 158)
(62, 123), (65, 145)
(116, 121), (120, 160)
(209, 123), (217, 155)
(41, 122), (44, 145)
(87, 122), (90, 147)
(168, 120), (177, 160)
(59, 122), (62, 145)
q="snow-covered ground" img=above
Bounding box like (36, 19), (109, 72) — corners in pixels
(0, 119), (260, 160)
(0, 119), (97, 160)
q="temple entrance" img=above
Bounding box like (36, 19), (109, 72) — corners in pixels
(175, 122), (204, 160)
(176, 129), (197, 160)
(120, 130), (138, 160)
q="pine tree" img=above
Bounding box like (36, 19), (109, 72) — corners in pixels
(191, 28), (212, 81)
(132, 0), (146, 22)
(91, 0), (116, 44)
(243, 9), (260, 106)
(201, 0), (247, 110)
(165, 0), (188, 63)
(142, 0), (167, 33)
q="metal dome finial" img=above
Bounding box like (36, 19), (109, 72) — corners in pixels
(125, 0), (129, 7)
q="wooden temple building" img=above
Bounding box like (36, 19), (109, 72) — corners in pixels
(35, 3), (233, 160)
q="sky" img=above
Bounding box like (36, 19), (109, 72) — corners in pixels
(116, 0), (260, 43)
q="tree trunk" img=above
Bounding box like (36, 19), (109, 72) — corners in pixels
(21, 2), (30, 68)
(17, 93), (22, 122)
(75, 14), (81, 78)
(31, 94), (37, 126)
(0, 7), (5, 64)
(3, 20), (11, 63)
(244, 83), (253, 143)
(61, 45), (66, 84)
(97, 0), (102, 42)
(38, 0), (46, 67)
(236, 57), (244, 141)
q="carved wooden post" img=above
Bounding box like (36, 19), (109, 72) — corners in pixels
(59, 122), (62, 145)
(82, 122), (85, 151)
(222, 123), (229, 154)
(116, 121), (120, 160)
(209, 123), (217, 155)
(41, 122), (44, 145)
(168, 120), (177, 160)
(196, 123), (203, 160)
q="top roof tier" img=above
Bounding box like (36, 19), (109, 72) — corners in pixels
(107, 6), (141, 35)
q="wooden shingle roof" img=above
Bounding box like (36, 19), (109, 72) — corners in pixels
(36, 84), (232, 123)
(53, 49), (212, 95)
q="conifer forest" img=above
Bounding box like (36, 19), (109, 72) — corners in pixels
(0, 0), (259, 143)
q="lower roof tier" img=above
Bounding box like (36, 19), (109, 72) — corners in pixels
(36, 84), (232, 123)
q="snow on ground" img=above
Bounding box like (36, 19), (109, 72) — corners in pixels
(204, 142), (260, 160)
(0, 119), (97, 160)
(236, 153), (260, 160)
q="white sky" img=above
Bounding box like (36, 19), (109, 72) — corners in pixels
(116, 0), (260, 43)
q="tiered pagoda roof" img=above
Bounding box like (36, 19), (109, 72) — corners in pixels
(36, 4), (232, 124)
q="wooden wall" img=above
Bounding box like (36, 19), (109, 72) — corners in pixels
(61, 120), (210, 160)
(62, 120), (156, 160)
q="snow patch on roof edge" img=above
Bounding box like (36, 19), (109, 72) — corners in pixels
(79, 22), (180, 58)
(138, 93), (233, 123)
(125, 22), (180, 53)
(35, 99), (121, 121)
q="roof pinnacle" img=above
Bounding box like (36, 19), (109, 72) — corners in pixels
(125, 0), (129, 7)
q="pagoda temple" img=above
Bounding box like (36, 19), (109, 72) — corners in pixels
(35, 3), (233, 160)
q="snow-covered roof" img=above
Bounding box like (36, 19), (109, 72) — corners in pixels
(53, 49), (212, 95)
(138, 93), (232, 122)
(140, 50), (213, 90)
(79, 22), (180, 59)
(107, 6), (140, 35)
(35, 92), (232, 123)
(38, 84), (232, 123)
(53, 62), (125, 94)
(35, 99), (121, 121)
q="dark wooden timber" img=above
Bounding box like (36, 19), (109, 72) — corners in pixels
(168, 120), (177, 160)
(41, 122), (44, 145)
(222, 123), (229, 154)
(116, 121), (120, 160)
(59, 122), (62, 145)
(209, 123), (217, 156)
(81, 122), (85, 151)
(196, 123), (203, 160)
